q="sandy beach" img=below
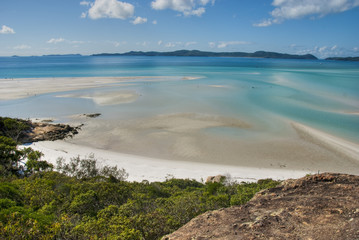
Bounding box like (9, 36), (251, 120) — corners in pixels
(27, 140), (312, 182)
(2, 77), (359, 182)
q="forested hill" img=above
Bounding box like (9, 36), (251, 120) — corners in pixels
(92, 50), (318, 60)
(326, 56), (359, 61)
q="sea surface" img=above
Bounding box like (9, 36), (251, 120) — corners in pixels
(1, 55), (359, 143)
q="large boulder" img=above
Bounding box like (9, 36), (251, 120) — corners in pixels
(163, 173), (359, 240)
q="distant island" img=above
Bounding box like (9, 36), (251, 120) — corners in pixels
(325, 57), (359, 62)
(92, 50), (318, 60)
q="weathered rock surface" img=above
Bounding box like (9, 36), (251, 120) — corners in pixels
(20, 122), (81, 143)
(206, 175), (226, 183)
(163, 173), (359, 240)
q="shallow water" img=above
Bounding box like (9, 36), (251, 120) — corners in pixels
(0, 56), (358, 144)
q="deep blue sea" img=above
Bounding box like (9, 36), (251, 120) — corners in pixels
(1, 55), (359, 143)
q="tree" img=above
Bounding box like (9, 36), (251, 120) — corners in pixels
(0, 117), (30, 143)
(56, 155), (128, 181)
(0, 136), (52, 177)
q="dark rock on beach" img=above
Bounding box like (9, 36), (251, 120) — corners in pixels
(163, 173), (359, 240)
(20, 122), (82, 143)
(83, 113), (101, 118)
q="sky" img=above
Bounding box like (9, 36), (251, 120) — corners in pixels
(1, 0), (359, 58)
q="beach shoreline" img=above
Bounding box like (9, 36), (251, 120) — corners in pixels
(27, 140), (312, 182)
(2, 76), (358, 182)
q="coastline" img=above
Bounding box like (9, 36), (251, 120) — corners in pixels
(27, 140), (312, 182)
(25, 120), (359, 182)
(2, 76), (358, 182)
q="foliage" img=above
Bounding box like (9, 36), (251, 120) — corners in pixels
(0, 117), (281, 239)
(0, 170), (280, 239)
(0, 136), (53, 177)
(56, 154), (128, 181)
(0, 117), (31, 143)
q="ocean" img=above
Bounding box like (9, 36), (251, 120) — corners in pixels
(1, 55), (358, 145)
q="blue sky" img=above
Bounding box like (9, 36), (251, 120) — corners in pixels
(1, 0), (359, 58)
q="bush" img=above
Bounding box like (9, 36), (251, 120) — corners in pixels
(56, 154), (128, 181)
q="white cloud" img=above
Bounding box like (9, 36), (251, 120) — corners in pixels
(81, 12), (87, 18)
(353, 47), (359, 52)
(46, 38), (84, 45)
(253, 19), (275, 27)
(80, 1), (91, 6)
(87, 0), (134, 20)
(165, 41), (183, 48)
(255, 0), (359, 27)
(185, 41), (197, 47)
(216, 41), (250, 48)
(152, 20), (158, 24)
(47, 38), (65, 44)
(151, 0), (214, 17)
(165, 42), (176, 48)
(295, 44), (356, 58)
(209, 42), (216, 48)
(0, 25), (15, 34)
(158, 40), (163, 45)
(184, 7), (205, 16)
(109, 41), (126, 47)
(14, 44), (31, 50)
(70, 40), (85, 44)
(132, 16), (148, 25)
(318, 46), (327, 53)
(137, 41), (150, 46)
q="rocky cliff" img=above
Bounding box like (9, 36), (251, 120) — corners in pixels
(164, 173), (359, 240)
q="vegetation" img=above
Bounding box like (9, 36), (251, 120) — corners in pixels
(0, 117), (280, 239)
(325, 56), (359, 61)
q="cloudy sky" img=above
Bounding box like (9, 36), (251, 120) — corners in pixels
(1, 0), (359, 58)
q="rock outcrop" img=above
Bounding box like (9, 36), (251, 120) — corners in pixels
(163, 173), (359, 240)
(20, 122), (81, 143)
(206, 175), (226, 183)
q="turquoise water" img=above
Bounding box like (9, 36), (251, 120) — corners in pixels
(0, 56), (358, 143)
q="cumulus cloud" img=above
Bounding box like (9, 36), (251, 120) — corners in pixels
(80, 1), (91, 6)
(151, 0), (215, 17)
(295, 44), (356, 58)
(152, 20), (158, 24)
(185, 41), (197, 47)
(255, 0), (359, 27)
(86, 0), (135, 20)
(108, 41), (127, 47)
(132, 16), (148, 25)
(208, 42), (216, 48)
(209, 41), (251, 48)
(14, 44), (31, 50)
(47, 38), (84, 45)
(0, 25), (15, 34)
(165, 42), (177, 48)
(47, 38), (65, 44)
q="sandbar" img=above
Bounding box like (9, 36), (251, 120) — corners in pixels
(57, 90), (139, 106)
(0, 76), (192, 100)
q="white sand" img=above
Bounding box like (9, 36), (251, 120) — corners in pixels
(292, 122), (359, 162)
(57, 90), (139, 106)
(27, 140), (311, 183)
(0, 76), (191, 100)
(208, 85), (230, 88)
